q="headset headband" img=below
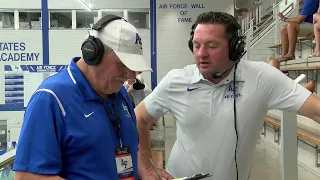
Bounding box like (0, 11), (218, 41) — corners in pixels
(92, 15), (124, 31)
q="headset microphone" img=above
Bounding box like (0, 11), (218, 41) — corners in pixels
(211, 50), (247, 79)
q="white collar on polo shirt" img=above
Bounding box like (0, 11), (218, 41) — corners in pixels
(191, 62), (246, 85)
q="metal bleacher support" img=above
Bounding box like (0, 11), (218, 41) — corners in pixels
(281, 110), (298, 180)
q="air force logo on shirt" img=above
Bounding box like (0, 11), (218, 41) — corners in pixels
(122, 103), (131, 118)
(225, 85), (242, 99)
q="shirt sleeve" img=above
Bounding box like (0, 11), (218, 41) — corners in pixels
(12, 90), (64, 175)
(258, 62), (311, 112)
(143, 72), (171, 119)
(300, 0), (318, 16)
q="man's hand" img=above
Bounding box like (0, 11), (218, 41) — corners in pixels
(277, 12), (286, 21)
(140, 167), (174, 180)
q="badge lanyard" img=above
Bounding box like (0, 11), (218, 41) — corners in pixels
(104, 95), (135, 180)
(103, 95), (123, 148)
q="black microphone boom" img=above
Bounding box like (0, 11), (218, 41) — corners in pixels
(211, 50), (247, 79)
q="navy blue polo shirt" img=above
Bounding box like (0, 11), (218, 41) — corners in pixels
(300, 0), (319, 23)
(13, 57), (139, 180)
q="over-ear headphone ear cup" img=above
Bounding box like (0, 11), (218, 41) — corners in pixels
(92, 38), (105, 65)
(229, 36), (245, 61)
(188, 38), (193, 52)
(81, 36), (105, 66)
(229, 37), (237, 61)
(188, 24), (196, 53)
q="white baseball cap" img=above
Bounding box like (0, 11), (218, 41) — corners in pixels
(94, 19), (152, 72)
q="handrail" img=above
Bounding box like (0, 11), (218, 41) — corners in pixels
(265, 0), (280, 13)
(239, 0), (294, 42)
(250, 2), (293, 43)
(274, 0), (283, 9)
(0, 149), (15, 169)
(279, 2), (294, 15)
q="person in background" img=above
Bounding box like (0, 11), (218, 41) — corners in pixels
(277, 0), (319, 61)
(135, 11), (320, 180)
(312, 6), (320, 57)
(136, 71), (145, 84)
(128, 72), (154, 130)
(12, 15), (153, 180)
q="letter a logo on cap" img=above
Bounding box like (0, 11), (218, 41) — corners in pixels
(135, 33), (142, 44)
(135, 33), (142, 49)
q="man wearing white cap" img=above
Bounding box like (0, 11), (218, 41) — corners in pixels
(13, 15), (155, 180)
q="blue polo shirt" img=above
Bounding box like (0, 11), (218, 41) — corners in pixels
(300, 0), (319, 23)
(13, 57), (139, 180)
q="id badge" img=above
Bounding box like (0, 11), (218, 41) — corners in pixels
(115, 147), (134, 180)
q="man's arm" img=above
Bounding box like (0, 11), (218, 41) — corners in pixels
(135, 101), (159, 176)
(135, 101), (174, 180)
(283, 15), (308, 24)
(15, 172), (65, 180)
(13, 91), (64, 178)
(298, 94), (320, 123)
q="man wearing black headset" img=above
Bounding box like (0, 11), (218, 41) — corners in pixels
(13, 15), (152, 180)
(135, 11), (320, 180)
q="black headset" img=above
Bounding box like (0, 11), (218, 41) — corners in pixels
(188, 12), (245, 62)
(132, 78), (145, 90)
(81, 15), (126, 66)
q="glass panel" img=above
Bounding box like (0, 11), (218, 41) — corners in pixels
(0, 12), (14, 29)
(0, 148), (16, 180)
(19, 12), (42, 30)
(127, 11), (149, 29)
(76, 11), (98, 29)
(0, 164), (14, 180)
(50, 11), (72, 29)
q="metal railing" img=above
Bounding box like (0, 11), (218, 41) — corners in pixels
(0, 149), (15, 179)
(239, 0), (294, 47)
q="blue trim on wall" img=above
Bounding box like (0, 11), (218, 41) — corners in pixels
(41, 0), (49, 65)
(150, 0), (157, 90)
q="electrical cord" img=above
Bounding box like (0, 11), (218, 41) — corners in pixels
(233, 63), (239, 180)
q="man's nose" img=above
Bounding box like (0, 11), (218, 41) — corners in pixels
(197, 46), (209, 58)
(124, 68), (134, 79)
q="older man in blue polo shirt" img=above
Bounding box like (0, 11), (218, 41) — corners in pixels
(12, 15), (155, 180)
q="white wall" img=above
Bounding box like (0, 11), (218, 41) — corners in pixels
(49, 30), (86, 65)
(249, 27), (276, 62)
(2, 0), (149, 9)
(48, 0), (149, 9)
(156, 0), (234, 82)
(2, 0), (41, 9)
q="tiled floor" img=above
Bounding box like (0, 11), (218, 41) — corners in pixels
(151, 115), (320, 180)
(249, 140), (320, 180)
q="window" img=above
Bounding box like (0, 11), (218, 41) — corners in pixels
(0, 12), (14, 29)
(19, 11), (42, 29)
(50, 11), (72, 29)
(101, 10), (124, 18)
(127, 10), (149, 29)
(76, 11), (98, 29)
